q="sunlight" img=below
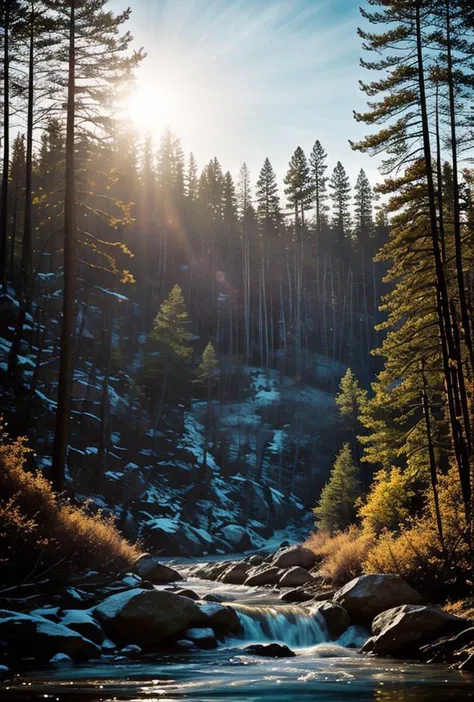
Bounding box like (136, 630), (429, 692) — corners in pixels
(120, 82), (181, 138)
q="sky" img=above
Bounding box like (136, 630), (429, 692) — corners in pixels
(115, 0), (382, 194)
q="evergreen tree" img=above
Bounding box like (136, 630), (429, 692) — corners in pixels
(283, 146), (312, 227)
(186, 152), (198, 201)
(313, 443), (360, 533)
(353, 169), (374, 241)
(256, 157), (280, 235)
(309, 140), (329, 233)
(329, 161), (351, 241)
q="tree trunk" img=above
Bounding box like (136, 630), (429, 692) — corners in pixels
(20, 9), (35, 298)
(52, 0), (76, 493)
(1, 0), (10, 291)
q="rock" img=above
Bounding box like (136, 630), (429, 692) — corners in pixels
(220, 525), (253, 553)
(184, 627), (217, 650)
(272, 546), (318, 570)
(175, 589), (200, 601)
(0, 611), (100, 662)
(333, 574), (424, 624)
(248, 554), (266, 567)
(194, 562), (230, 581)
(198, 603), (242, 634)
(60, 610), (105, 645)
(280, 589), (313, 603)
(278, 566), (314, 588)
(101, 638), (118, 651)
(30, 607), (61, 622)
(202, 593), (226, 603)
(310, 602), (350, 639)
(244, 643), (296, 658)
(174, 639), (197, 651)
(94, 588), (208, 646)
(0, 665), (10, 679)
(120, 644), (142, 657)
(362, 604), (468, 657)
(218, 563), (251, 585)
(133, 555), (183, 584)
(122, 574), (142, 588)
(244, 567), (282, 587)
(49, 653), (73, 664)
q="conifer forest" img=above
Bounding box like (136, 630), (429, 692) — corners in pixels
(1, 1), (474, 699)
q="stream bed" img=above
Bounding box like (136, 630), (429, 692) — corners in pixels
(2, 562), (474, 701)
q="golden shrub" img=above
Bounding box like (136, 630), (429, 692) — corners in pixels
(305, 527), (373, 585)
(0, 428), (139, 584)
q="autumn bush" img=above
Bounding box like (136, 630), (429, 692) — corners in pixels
(305, 526), (372, 585)
(0, 429), (139, 585)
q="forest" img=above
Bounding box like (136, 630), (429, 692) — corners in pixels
(1, 0), (474, 696)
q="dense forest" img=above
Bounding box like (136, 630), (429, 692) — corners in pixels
(0, 0), (474, 607)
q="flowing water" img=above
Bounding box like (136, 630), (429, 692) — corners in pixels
(2, 561), (474, 702)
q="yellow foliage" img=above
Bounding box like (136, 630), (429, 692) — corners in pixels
(0, 428), (139, 584)
(305, 527), (373, 585)
(358, 466), (416, 536)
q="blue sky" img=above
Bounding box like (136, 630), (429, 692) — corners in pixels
(117, 0), (381, 193)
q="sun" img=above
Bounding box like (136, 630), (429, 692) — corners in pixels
(119, 82), (183, 139)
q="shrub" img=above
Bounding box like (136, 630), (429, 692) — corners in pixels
(305, 527), (372, 585)
(0, 429), (139, 585)
(358, 466), (417, 536)
(362, 467), (472, 598)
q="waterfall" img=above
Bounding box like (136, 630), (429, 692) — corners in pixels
(229, 603), (327, 648)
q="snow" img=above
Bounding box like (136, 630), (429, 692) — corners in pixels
(93, 286), (129, 303)
(145, 516), (180, 534)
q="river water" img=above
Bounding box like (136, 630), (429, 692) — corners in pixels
(2, 564), (474, 702)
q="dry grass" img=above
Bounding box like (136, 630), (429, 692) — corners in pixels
(0, 429), (139, 585)
(305, 527), (372, 586)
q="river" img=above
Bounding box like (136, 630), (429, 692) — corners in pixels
(2, 561), (474, 702)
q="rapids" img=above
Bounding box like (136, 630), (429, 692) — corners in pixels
(2, 558), (474, 701)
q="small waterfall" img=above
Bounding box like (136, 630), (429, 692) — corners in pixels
(230, 603), (327, 649)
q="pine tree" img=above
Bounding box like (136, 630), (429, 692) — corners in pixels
(186, 152), (198, 201)
(329, 161), (351, 241)
(336, 368), (367, 427)
(256, 157), (280, 235)
(353, 169), (373, 241)
(313, 443), (360, 533)
(309, 140), (329, 233)
(283, 146), (312, 227)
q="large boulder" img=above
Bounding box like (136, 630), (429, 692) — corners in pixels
(218, 563), (251, 585)
(280, 589), (313, 603)
(60, 610), (105, 645)
(310, 602), (350, 639)
(333, 574), (424, 624)
(0, 611), (100, 662)
(244, 566), (282, 587)
(198, 603), (242, 635)
(220, 525), (253, 553)
(362, 604), (468, 657)
(272, 546), (318, 570)
(133, 555), (183, 584)
(278, 567), (314, 588)
(94, 589), (208, 646)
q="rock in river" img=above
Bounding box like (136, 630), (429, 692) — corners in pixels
(362, 604), (468, 656)
(272, 546), (318, 570)
(333, 574), (424, 624)
(278, 566), (314, 588)
(245, 643), (296, 658)
(133, 554), (183, 584)
(94, 588), (207, 646)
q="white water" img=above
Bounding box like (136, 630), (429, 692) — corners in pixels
(230, 603), (328, 648)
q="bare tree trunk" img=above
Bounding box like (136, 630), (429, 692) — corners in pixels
(52, 0), (76, 493)
(1, 0), (10, 291)
(20, 7), (35, 298)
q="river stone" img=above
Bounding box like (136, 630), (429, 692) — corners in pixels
(175, 589), (200, 601)
(245, 643), (296, 658)
(244, 566), (282, 587)
(420, 626), (474, 664)
(60, 610), (105, 645)
(198, 602), (242, 634)
(280, 588), (313, 603)
(184, 627), (217, 649)
(362, 604), (468, 656)
(94, 588), (208, 646)
(333, 574), (424, 624)
(220, 525), (253, 553)
(272, 546), (318, 570)
(133, 555), (183, 584)
(248, 554), (266, 567)
(0, 611), (100, 662)
(218, 562), (251, 585)
(310, 602), (350, 639)
(278, 567), (314, 588)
